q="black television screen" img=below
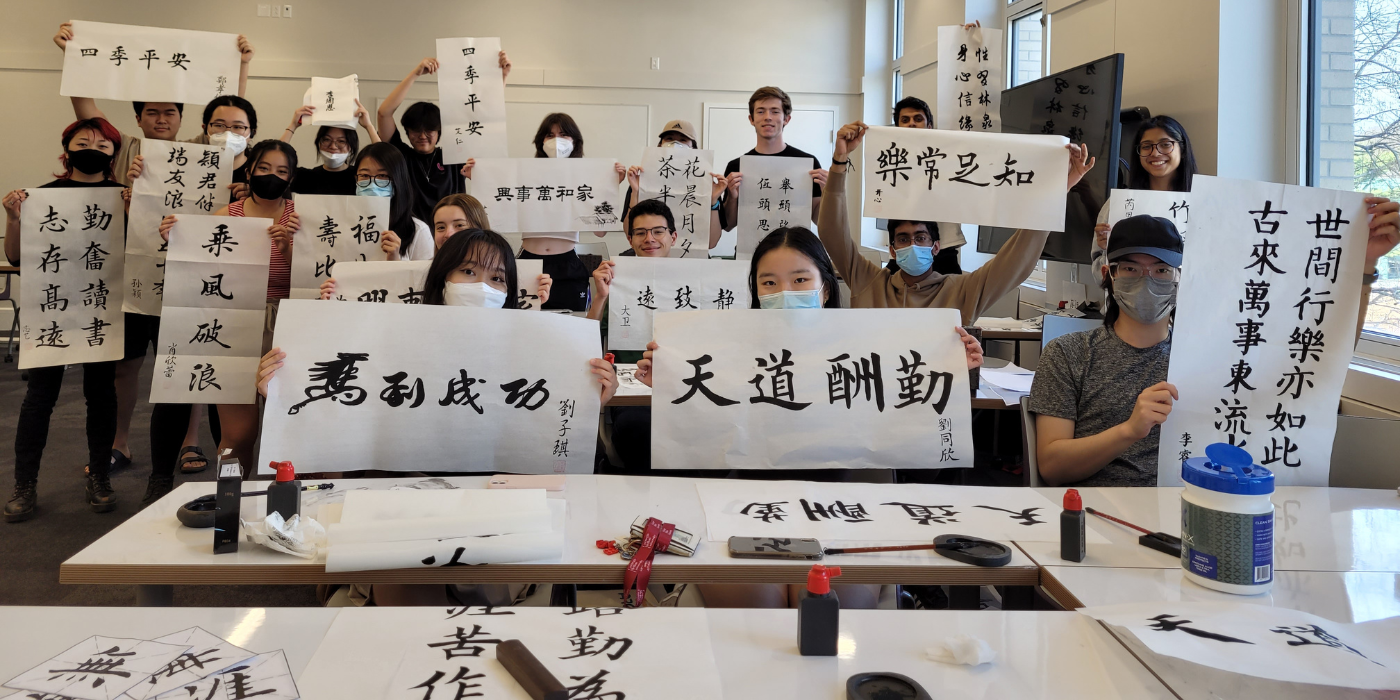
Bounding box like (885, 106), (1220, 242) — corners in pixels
(977, 54), (1124, 265)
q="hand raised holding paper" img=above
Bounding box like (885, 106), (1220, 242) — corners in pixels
(1364, 196), (1400, 268)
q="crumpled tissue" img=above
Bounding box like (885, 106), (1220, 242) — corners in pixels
(925, 634), (997, 666)
(241, 511), (326, 559)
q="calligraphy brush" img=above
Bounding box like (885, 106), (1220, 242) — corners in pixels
(1084, 507), (1182, 557)
(823, 535), (1012, 567)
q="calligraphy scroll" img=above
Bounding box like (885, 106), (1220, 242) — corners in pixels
(125, 139), (234, 316)
(861, 125), (1069, 232)
(301, 74), (360, 128)
(60, 20), (241, 104)
(259, 300), (601, 473)
(470, 158), (622, 232)
(329, 260), (431, 304)
(937, 25), (1004, 133)
(651, 308), (973, 470)
(19, 187), (126, 370)
(1107, 189), (1191, 238)
(516, 258), (543, 310)
(607, 257), (749, 351)
(735, 155), (813, 260)
(638, 147), (715, 258)
(437, 37), (507, 163)
(1160, 176), (1367, 486)
(290, 194), (391, 299)
(149, 214), (271, 404)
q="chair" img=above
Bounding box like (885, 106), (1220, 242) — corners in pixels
(1040, 315), (1100, 349)
(1019, 395), (1043, 487)
(0, 266), (17, 363)
(1329, 414), (1400, 489)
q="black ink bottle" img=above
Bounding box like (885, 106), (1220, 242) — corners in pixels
(797, 564), (842, 656)
(265, 461), (301, 521)
(1061, 488), (1086, 562)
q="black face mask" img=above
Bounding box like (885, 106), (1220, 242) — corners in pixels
(67, 148), (113, 176)
(249, 173), (290, 200)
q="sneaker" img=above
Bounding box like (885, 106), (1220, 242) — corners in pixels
(5, 482), (37, 523)
(85, 472), (118, 513)
(142, 475), (176, 508)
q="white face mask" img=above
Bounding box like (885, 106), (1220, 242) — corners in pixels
(209, 131), (247, 155)
(542, 137), (573, 158)
(443, 281), (507, 308)
(663, 141), (691, 150)
(320, 150), (349, 168)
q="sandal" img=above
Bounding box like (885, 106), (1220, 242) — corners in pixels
(109, 449), (132, 473)
(178, 446), (209, 474)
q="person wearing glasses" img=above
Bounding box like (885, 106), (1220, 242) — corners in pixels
(281, 100), (381, 196)
(1030, 206), (1400, 487)
(349, 142), (434, 261)
(888, 95), (966, 275)
(1090, 116), (1198, 270)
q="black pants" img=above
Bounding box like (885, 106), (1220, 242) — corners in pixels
(14, 362), (117, 484)
(610, 406), (651, 471)
(149, 404), (221, 479)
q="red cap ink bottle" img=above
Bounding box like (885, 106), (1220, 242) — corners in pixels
(798, 564), (842, 656)
(265, 461), (301, 521)
(1060, 489), (1086, 562)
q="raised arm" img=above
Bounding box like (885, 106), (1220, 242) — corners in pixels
(379, 58), (437, 141)
(54, 23), (104, 121)
(708, 172), (725, 249)
(819, 121), (884, 290)
(236, 35), (254, 97)
(3, 190), (26, 265)
(1357, 196), (1400, 343)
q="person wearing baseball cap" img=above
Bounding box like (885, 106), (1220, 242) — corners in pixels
(622, 119), (726, 255)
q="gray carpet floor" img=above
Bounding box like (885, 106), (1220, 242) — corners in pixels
(0, 351), (318, 607)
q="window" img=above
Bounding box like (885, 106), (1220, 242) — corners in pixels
(1308, 0), (1400, 358)
(893, 70), (903, 106)
(1009, 6), (1045, 88)
(894, 0), (905, 60)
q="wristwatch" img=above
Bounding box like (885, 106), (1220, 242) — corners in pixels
(1363, 270), (1380, 285)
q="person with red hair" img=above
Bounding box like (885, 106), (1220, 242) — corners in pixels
(2, 118), (130, 522)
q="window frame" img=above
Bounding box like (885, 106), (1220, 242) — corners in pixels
(1006, 2), (1047, 89)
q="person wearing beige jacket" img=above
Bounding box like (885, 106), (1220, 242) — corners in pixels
(818, 121), (1096, 323)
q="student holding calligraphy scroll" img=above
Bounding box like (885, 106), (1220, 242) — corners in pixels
(352, 143), (434, 261)
(4, 118), (128, 522)
(281, 100), (381, 196)
(1090, 115), (1199, 271)
(890, 95), (964, 275)
(622, 120), (728, 251)
(819, 121), (1095, 323)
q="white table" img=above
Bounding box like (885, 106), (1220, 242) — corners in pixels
(62, 475), (1040, 601)
(1015, 486), (1400, 573)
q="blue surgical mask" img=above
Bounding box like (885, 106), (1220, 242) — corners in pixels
(356, 180), (393, 198)
(758, 289), (823, 310)
(894, 244), (935, 277)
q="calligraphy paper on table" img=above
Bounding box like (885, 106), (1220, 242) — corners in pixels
(607, 257), (749, 351)
(735, 155), (813, 260)
(160, 649), (301, 700)
(614, 364), (651, 397)
(301, 74), (359, 128)
(2, 635), (191, 700)
(19, 187), (126, 370)
(937, 25), (1004, 133)
(638, 147), (715, 258)
(125, 139), (234, 316)
(149, 214), (271, 404)
(259, 300), (601, 473)
(861, 125), (1069, 232)
(297, 606), (724, 700)
(471, 158), (622, 232)
(651, 308), (973, 470)
(516, 258), (544, 310)
(290, 195), (390, 299)
(124, 627), (255, 700)
(324, 500), (565, 573)
(1159, 176), (1367, 486)
(1081, 602), (1400, 690)
(1107, 189), (1191, 239)
(60, 20), (241, 104)
(695, 480), (1106, 544)
(436, 37), (507, 163)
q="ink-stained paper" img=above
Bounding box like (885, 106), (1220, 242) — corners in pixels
(437, 37), (507, 163)
(1081, 602), (1400, 690)
(937, 25), (1004, 133)
(735, 155), (813, 259)
(607, 257), (749, 351)
(329, 260), (431, 304)
(18, 187), (126, 370)
(149, 214), (271, 404)
(125, 139), (234, 316)
(471, 158), (622, 232)
(2, 635), (191, 700)
(615, 363), (651, 397)
(290, 194), (390, 299)
(861, 125), (1070, 232)
(259, 300), (602, 473)
(638, 147), (715, 258)
(124, 627), (255, 700)
(1160, 176), (1367, 486)
(516, 258), (544, 310)
(651, 308), (974, 470)
(305, 74), (360, 128)
(157, 650), (300, 700)
(60, 20), (241, 104)
(297, 606), (724, 700)
(1106, 189), (1191, 237)
(695, 480), (1107, 544)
